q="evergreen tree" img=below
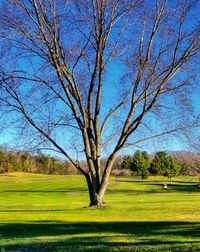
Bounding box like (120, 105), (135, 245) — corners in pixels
(163, 157), (181, 181)
(150, 152), (169, 176)
(150, 152), (181, 181)
(121, 155), (133, 170)
(132, 151), (150, 179)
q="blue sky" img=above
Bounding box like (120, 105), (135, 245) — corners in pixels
(1, 60), (199, 156)
(0, 0), (200, 158)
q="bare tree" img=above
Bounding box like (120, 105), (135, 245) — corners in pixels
(191, 154), (200, 185)
(173, 151), (200, 185)
(0, 0), (199, 206)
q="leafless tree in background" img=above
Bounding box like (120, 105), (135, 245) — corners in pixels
(0, 0), (199, 206)
(172, 151), (200, 184)
(192, 154), (200, 185)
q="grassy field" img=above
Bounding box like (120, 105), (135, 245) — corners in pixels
(0, 173), (200, 252)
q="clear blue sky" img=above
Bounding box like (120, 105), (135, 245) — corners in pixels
(0, 0), (199, 158)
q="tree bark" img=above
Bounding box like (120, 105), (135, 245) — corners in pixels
(85, 172), (105, 207)
(89, 191), (105, 207)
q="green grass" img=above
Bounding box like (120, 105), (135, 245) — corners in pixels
(0, 173), (200, 251)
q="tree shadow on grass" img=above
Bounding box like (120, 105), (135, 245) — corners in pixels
(110, 180), (199, 194)
(170, 180), (198, 184)
(3, 186), (199, 195)
(150, 183), (200, 192)
(0, 221), (200, 252)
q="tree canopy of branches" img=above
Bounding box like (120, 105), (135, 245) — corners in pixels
(0, 0), (199, 206)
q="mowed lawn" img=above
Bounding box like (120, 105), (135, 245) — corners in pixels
(0, 173), (200, 252)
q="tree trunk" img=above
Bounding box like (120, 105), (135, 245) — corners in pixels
(84, 153), (117, 207)
(85, 173), (105, 207)
(89, 190), (105, 207)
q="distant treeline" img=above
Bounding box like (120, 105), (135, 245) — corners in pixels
(120, 151), (200, 180)
(0, 149), (79, 175)
(0, 148), (199, 178)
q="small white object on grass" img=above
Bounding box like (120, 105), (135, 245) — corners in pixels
(163, 184), (168, 189)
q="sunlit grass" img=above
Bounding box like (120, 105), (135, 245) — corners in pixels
(0, 173), (199, 251)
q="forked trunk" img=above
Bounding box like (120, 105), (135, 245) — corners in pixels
(85, 153), (117, 207)
(85, 173), (106, 207)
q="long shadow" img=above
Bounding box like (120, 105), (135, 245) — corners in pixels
(150, 183), (200, 192)
(166, 184), (199, 191)
(107, 188), (199, 195)
(171, 180), (198, 184)
(2, 186), (199, 196)
(1, 238), (199, 252)
(107, 189), (160, 195)
(108, 182), (199, 194)
(121, 180), (198, 184)
(0, 221), (200, 251)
